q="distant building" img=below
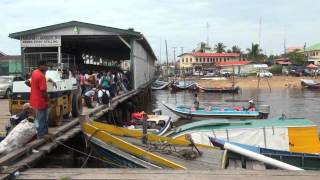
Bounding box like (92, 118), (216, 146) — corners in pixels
(304, 43), (320, 65)
(178, 52), (242, 72)
(287, 46), (303, 53)
(275, 57), (292, 66)
(0, 51), (21, 76)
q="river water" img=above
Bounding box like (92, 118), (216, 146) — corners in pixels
(150, 88), (320, 125)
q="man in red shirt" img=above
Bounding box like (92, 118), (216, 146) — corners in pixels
(30, 61), (49, 138)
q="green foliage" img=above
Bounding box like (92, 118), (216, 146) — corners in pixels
(288, 50), (305, 65)
(214, 42), (226, 53)
(269, 65), (282, 74)
(246, 43), (264, 63)
(231, 45), (241, 53)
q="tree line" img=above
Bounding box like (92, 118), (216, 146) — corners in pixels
(213, 42), (305, 65)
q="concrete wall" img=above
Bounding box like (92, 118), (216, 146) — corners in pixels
(132, 40), (155, 89)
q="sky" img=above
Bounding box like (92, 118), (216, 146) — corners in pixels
(1, 0), (320, 62)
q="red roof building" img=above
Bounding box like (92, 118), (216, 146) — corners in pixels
(275, 57), (292, 65)
(178, 52), (244, 69)
(216, 61), (251, 67)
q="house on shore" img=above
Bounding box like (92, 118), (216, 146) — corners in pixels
(304, 43), (320, 65)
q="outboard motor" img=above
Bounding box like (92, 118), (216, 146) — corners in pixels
(258, 105), (270, 119)
(152, 108), (162, 115)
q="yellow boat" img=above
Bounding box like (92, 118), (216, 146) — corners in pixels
(166, 118), (320, 154)
(80, 116), (223, 169)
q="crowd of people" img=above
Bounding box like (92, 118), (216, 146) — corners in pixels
(79, 70), (130, 108)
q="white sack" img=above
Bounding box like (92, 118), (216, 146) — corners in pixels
(0, 119), (37, 154)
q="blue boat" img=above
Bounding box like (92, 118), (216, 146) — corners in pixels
(209, 137), (320, 170)
(162, 101), (262, 120)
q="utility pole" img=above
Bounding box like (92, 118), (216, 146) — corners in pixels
(206, 22), (210, 46)
(165, 40), (169, 77)
(173, 47), (176, 64)
(180, 47), (184, 54)
(173, 47), (177, 75)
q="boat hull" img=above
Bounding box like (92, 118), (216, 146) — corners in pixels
(162, 101), (260, 120)
(211, 138), (320, 170)
(197, 84), (240, 93)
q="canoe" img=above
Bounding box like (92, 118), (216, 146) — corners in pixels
(168, 118), (320, 154)
(300, 79), (320, 89)
(210, 137), (320, 170)
(151, 80), (171, 90)
(209, 138), (303, 170)
(170, 81), (196, 90)
(80, 117), (224, 169)
(162, 101), (260, 120)
(197, 84), (240, 93)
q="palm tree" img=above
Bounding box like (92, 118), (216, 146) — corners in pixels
(214, 42), (226, 53)
(246, 43), (263, 62)
(231, 45), (241, 53)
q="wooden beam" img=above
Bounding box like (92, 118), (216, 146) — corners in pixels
(117, 35), (131, 49)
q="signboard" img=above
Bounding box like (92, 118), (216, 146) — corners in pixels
(21, 35), (61, 47)
(253, 64), (268, 68)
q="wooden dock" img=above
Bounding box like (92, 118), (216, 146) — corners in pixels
(0, 86), (151, 179)
(13, 169), (320, 180)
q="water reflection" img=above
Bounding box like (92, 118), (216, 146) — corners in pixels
(150, 88), (320, 125)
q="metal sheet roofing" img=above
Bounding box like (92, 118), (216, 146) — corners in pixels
(191, 52), (240, 57)
(216, 61), (251, 66)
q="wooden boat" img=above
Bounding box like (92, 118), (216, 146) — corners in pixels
(151, 80), (171, 90)
(300, 79), (320, 89)
(210, 138), (320, 170)
(162, 101), (261, 120)
(196, 84), (240, 93)
(80, 117), (224, 169)
(170, 81), (196, 90)
(209, 138), (303, 170)
(167, 118), (320, 154)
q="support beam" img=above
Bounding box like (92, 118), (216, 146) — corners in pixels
(58, 46), (62, 64)
(117, 35), (131, 49)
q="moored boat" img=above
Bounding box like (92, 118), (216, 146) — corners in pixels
(196, 83), (240, 93)
(300, 79), (320, 89)
(210, 138), (304, 170)
(210, 137), (320, 170)
(170, 81), (196, 91)
(167, 118), (320, 154)
(151, 80), (171, 90)
(162, 101), (266, 120)
(80, 116), (224, 169)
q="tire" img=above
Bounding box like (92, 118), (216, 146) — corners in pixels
(49, 106), (63, 126)
(4, 89), (12, 99)
(72, 93), (83, 117)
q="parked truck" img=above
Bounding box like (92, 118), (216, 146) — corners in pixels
(9, 70), (83, 126)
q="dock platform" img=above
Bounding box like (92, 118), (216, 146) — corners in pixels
(12, 169), (320, 180)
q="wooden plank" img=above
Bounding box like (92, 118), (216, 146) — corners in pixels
(0, 128), (82, 179)
(0, 118), (80, 166)
(14, 168), (320, 180)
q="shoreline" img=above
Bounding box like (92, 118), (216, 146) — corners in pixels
(184, 76), (320, 89)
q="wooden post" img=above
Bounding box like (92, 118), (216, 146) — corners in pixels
(142, 112), (148, 144)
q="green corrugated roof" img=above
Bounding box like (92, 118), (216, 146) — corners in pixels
(305, 43), (320, 51)
(8, 21), (157, 60)
(9, 21), (141, 39)
(171, 118), (316, 135)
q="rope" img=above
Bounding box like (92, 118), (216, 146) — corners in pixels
(56, 141), (125, 168)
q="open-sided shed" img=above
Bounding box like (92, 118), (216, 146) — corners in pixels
(9, 21), (156, 89)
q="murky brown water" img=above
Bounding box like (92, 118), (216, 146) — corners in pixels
(150, 88), (320, 125)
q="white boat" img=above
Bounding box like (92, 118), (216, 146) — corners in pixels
(151, 80), (171, 90)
